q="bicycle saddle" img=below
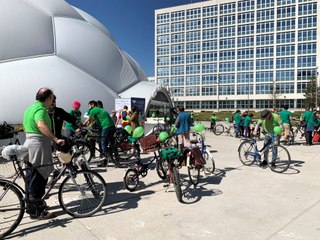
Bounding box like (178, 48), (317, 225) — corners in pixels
(1, 145), (28, 160)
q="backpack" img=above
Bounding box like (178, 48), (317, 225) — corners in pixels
(122, 111), (127, 120)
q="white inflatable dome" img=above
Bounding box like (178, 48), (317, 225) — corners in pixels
(0, 0), (150, 123)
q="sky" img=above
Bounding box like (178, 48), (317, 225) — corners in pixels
(66, 0), (205, 77)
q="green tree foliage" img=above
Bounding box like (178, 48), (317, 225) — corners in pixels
(303, 75), (320, 109)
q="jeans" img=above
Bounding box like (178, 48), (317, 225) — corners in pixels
(263, 135), (280, 163)
(234, 124), (240, 137)
(101, 126), (116, 158)
(305, 131), (313, 145)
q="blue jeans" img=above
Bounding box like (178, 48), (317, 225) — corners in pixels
(234, 124), (240, 137)
(263, 135), (280, 162)
(101, 126), (116, 158)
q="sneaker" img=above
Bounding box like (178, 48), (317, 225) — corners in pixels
(30, 211), (55, 220)
(270, 162), (276, 168)
(260, 160), (268, 166)
(97, 160), (107, 167)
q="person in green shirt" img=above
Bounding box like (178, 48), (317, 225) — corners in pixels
(243, 113), (253, 138)
(83, 100), (116, 167)
(65, 100), (82, 137)
(302, 108), (315, 145)
(253, 110), (283, 166)
(279, 105), (292, 142)
(23, 87), (65, 219)
(210, 112), (217, 131)
(233, 110), (241, 138)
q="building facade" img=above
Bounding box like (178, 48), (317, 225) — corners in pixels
(155, 0), (320, 111)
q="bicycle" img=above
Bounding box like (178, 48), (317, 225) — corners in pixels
(212, 121), (235, 137)
(287, 122), (305, 145)
(238, 135), (291, 173)
(0, 129), (24, 178)
(0, 145), (107, 238)
(151, 118), (171, 136)
(123, 135), (167, 191)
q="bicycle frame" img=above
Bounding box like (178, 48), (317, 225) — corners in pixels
(244, 137), (276, 163)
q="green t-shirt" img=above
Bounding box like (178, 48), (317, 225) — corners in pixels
(279, 110), (292, 124)
(244, 115), (251, 127)
(234, 113), (241, 124)
(210, 115), (216, 122)
(88, 107), (114, 129)
(23, 101), (52, 134)
(258, 113), (282, 134)
(302, 111), (315, 127)
(65, 110), (82, 131)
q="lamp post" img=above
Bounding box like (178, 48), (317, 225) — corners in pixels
(217, 74), (220, 112)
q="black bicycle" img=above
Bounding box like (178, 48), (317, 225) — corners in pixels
(0, 145), (107, 238)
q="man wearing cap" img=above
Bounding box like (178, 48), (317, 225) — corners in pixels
(65, 100), (82, 137)
(253, 110), (283, 167)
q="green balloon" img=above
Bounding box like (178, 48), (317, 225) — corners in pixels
(124, 125), (132, 134)
(151, 112), (156, 118)
(273, 126), (282, 136)
(225, 118), (229, 122)
(166, 117), (171, 121)
(132, 126), (144, 138)
(171, 125), (177, 133)
(159, 131), (169, 142)
(126, 116), (130, 120)
(194, 124), (205, 133)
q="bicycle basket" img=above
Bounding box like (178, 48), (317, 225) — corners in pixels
(140, 135), (159, 153)
(0, 121), (14, 139)
(189, 147), (206, 167)
(160, 148), (182, 162)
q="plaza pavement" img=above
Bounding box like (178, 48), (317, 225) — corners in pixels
(3, 124), (320, 240)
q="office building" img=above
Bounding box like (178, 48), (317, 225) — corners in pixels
(155, 0), (320, 111)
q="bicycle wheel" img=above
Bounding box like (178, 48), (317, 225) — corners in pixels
(187, 152), (200, 185)
(172, 166), (182, 203)
(110, 143), (137, 168)
(59, 170), (107, 217)
(238, 140), (256, 166)
(76, 142), (94, 162)
(123, 169), (139, 192)
(156, 158), (168, 180)
(0, 157), (16, 178)
(267, 145), (291, 173)
(228, 126), (235, 137)
(0, 181), (25, 239)
(203, 150), (215, 174)
(213, 124), (224, 136)
(287, 130), (295, 145)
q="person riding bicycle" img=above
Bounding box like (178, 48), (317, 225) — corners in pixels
(83, 100), (116, 167)
(253, 110), (283, 167)
(23, 88), (65, 220)
(210, 112), (217, 130)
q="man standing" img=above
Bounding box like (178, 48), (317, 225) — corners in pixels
(23, 88), (64, 219)
(279, 105), (292, 143)
(64, 100), (82, 137)
(175, 106), (191, 152)
(233, 110), (241, 138)
(302, 108), (315, 146)
(83, 100), (116, 167)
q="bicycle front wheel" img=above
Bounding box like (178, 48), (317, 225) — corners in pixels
(0, 181), (25, 239)
(238, 140), (256, 166)
(59, 170), (107, 218)
(228, 126), (235, 137)
(213, 124), (224, 135)
(203, 150), (215, 174)
(76, 142), (94, 162)
(123, 169), (139, 192)
(267, 145), (291, 173)
(172, 166), (182, 203)
(156, 158), (168, 180)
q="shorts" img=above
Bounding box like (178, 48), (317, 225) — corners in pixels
(283, 123), (290, 137)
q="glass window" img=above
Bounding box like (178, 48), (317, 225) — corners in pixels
(276, 57), (295, 69)
(219, 50), (235, 61)
(186, 20), (201, 30)
(257, 21), (274, 33)
(297, 82), (308, 93)
(238, 60), (254, 71)
(257, 9), (274, 21)
(219, 73), (235, 84)
(202, 40), (217, 51)
(171, 44), (184, 54)
(220, 38), (235, 49)
(203, 17), (218, 28)
(237, 72), (254, 83)
(219, 85), (235, 95)
(202, 75), (217, 85)
(220, 26), (236, 38)
(186, 87), (200, 96)
(219, 62), (235, 72)
(171, 87), (184, 96)
(202, 86), (217, 96)
(256, 46), (274, 58)
(257, 59), (274, 70)
(186, 31), (201, 41)
(157, 56), (169, 66)
(237, 85), (254, 95)
(297, 69), (317, 80)
(277, 6), (296, 18)
(276, 70), (295, 81)
(186, 53), (201, 63)
(238, 12), (255, 24)
(277, 32), (295, 44)
(238, 24), (255, 36)
(237, 48), (254, 59)
(202, 52), (218, 62)
(256, 71), (274, 82)
(276, 83), (294, 93)
(220, 15), (236, 26)
(220, 2), (236, 15)
(256, 83), (273, 94)
(171, 11), (185, 22)
(218, 100), (235, 109)
(238, 36), (254, 48)
(297, 55), (317, 67)
(158, 78), (169, 86)
(157, 24), (169, 34)
(171, 22), (185, 32)
(157, 35), (169, 45)
(171, 33), (184, 43)
(171, 66), (184, 75)
(171, 77), (184, 86)
(202, 101), (217, 109)
(276, 44), (295, 56)
(298, 3), (317, 15)
(186, 42), (200, 53)
(203, 63), (218, 73)
(203, 5), (218, 17)
(157, 13), (170, 24)
(277, 0), (295, 6)
(171, 55), (184, 65)
(157, 67), (169, 76)
(298, 16), (317, 28)
(186, 64), (201, 74)
(256, 100), (273, 109)
(157, 46), (169, 55)
(298, 42), (317, 54)
(257, 0), (275, 9)
(298, 29), (316, 41)
(277, 19), (296, 31)
(186, 75), (200, 85)
(238, 0), (255, 12)
(186, 100), (200, 109)
(237, 100), (254, 109)
(203, 29), (218, 40)
(186, 8), (201, 19)
(256, 34), (274, 46)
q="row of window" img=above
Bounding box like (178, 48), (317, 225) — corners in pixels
(157, 26), (317, 45)
(157, 1), (317, 23)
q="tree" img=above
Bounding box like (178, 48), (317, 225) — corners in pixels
(303, 75), (320, 109)
(269, 85), (282, 109)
